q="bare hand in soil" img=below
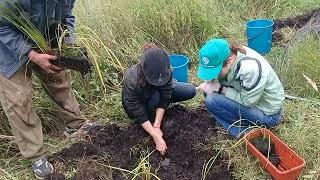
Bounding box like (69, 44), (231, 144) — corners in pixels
(153, 135), (167, 155)
(152, 127), (167, 155)
(153, 127), (163, 137)
(28, 50), (62, 74)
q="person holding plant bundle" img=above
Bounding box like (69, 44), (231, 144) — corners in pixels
(196, 38), (285, 138)
(0, 0), (95, 179)
(122, 43), (196, 155)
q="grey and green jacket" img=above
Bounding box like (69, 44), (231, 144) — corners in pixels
(122, 64), (174, 125)
(0, 0), (75, 79)
(220, 46), (285, 115)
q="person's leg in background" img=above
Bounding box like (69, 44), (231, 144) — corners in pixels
(146, 81), (196, 121)
(147, 91), (160, 122)
(171, 82), (196, 103)
(204, 93), (280, 138)
(32, 66), (89, 135)
(0, 64), (52, 178)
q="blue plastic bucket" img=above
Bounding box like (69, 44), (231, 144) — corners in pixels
(246, 19), (274, 55)
(169, 55), (189, 83)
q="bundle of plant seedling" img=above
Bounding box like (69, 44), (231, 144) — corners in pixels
(0, 1), (92, 76)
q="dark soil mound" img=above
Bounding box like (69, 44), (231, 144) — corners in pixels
(274, 8), (320, 30)
(49, 105), (232, 180)
(273, 8), (320, 42)
(45, 172), (65, 180)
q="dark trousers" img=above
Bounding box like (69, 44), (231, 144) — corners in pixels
(147, 82), (196, 119)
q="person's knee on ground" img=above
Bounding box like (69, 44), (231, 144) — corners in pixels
(171, 82), (197, 103)
(182, 83), (197, 100)
(204, 93), (226, 112)
(204, 93), (252, 137)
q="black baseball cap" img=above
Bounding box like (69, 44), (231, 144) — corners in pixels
(141, 48), (171, 86)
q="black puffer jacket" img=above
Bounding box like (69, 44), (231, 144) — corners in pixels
(122, 64), (174, 124)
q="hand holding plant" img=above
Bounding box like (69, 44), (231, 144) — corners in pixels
(0, 0), (92, 76)
(28, 50), (62, 74)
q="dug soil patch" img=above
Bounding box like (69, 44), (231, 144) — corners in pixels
(273, 8), (320, 42)
(49, 105), (233, 180)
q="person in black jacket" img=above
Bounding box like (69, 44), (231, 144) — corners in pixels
(122, 43), (196, 155)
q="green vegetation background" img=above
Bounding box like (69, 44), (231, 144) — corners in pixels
(0, 0), (319, 179)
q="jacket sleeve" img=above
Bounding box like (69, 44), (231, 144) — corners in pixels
(225, 60), (266, 106)
(157, 75), (174, 109)
(122, 82), (149, 125)
(61, 0), (76, 44)
(0, 21), (33, 61)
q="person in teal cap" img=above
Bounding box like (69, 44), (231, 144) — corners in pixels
(196, 38), (285, 138)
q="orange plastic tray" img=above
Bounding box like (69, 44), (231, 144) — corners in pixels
(244, 128), (305, 180)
